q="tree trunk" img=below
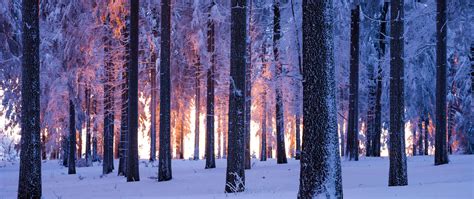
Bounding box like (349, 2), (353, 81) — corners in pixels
(424, 118), (429, 155)
(418, 118), (424, 155)
(158, 0), (172, 182)
(225, 0), (247, 193)
(244, 0), (253, 170)
(118, 16), (129, 176)
(298, 1), (343, 197)
(388, 0), (408, 186)
(273, 0), (287, 164)
(68, 100), (77, 175)
(205, 0), (216, 169)
(127, 0), (140, 182)
(290, 0), (302, 160)
(260, 92), (267, 162)
(434, 0), (449, 166)
(373, 1), (389, 158)
(103, 16), (114, 175)
(346, 2), (360, 161)
(85, 86), (92, 166)
(412, 123), (417, 156)
(92, 97), (99, 162)
(194, 57), (201, 161)
(150, 52), (157, 162)
(18, 0), (42, 196)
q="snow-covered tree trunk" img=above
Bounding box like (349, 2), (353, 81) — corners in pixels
(388, 0), (408, 187)
(127, 0), (140, 182)
(244, 0), (253, 170)
(68, 100), (76, 175)
(260, 91), (267, 162)
(225, 0), (247, 193)
(273, 0), (287, 164)
(194, 57), (201, 161)
(435, 0), (449, 166)
(290, 0), (302, 161)
(103, 16), (114, 175)
(298, 0), (343, 198)
(118, 15), (130, 176)
(346, 1), (359, 161)
(373, 1), (389, 157)
(85, 86), (92, 166)
(159, 0), (173, 182)
(18, 0), (42, 196)
(205, 0), (216, 169)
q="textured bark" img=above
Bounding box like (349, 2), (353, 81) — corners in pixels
(244, 0), (253, 170)
(298, 1), (343, 198)
(225, 0), (247, 193)
(389, 0), (408, 186)
(205, 0), (216, 169)
(273, 0), (287, 164)
(85, 87), (92, 166)
(372, 1), (389, 158)
(346, 2), (360, 161)
(150, 52), (157, 162)
(159, 0), (172, 181)
(118, 16), (129, 176)
(18, 0), (42, 196)
(194, 57), (201, 161)
(103, 16), (114, 175)
(434, 0), (449, 166)
(92, 97), (99, 162)
(260, 93), (267, 162)
(290, 0), (302, 160)
(62, 135), (69, 167)
(127, 0), (140, 182)
(68, 100), (76, 175)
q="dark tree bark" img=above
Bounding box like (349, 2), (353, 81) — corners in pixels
(41, 132), (47, 160)
(205, 0), (216, 169)
(92, 97), (99, 162)
(424, 118), (429, 155)
(118, 16), (129, 176)
(85, 86), (92, 166)
(127, 0), (140, 182)
(244, 0), (253, 170)
(103, 16), (114, 175)
(273, 0), (287, 164)
(68, 100), (76, 175)
(298, 1), (343, 198)
(225, 0), (247, 193)
(418, 118), (424, 155)
(62, 135), (69, 167)
(346, 2), (360, 161)
(159, 0), (172, 182)
(412, 124), (417, 156)
(389, 0), (408, 187)
(18, 0), (42, 197)
(150, 52), (157, 162)
(260, 91), (267, 162)
(435, 0), (449, 166)
(372, 2), (389, 157)
(194, 56), (201, 161)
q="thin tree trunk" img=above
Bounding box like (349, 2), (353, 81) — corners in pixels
(298, 1), (343, 197)
(118, 16), (129, 176)
(127, 0), (140, 182)
(346, 2), (360, 161)
(18, 0), (42, 196)
(388, 0), (408, 186)
(150, 52), (157, 162)
(244, 0), (253, 170)
(158, 0), (172, 181)
(418, 118), (424, 155)
(260, 92), (267, 162)
(435, 0), (449, 166)
(273, 0), (287, 164)
(424, 118), (429, 155)
(290, 0), (302, 160)
(225, 0), (247, 192)
(205, 0), (216, 169)
(103, 16), (114, 175)
(68, 100), (77, 175)
(373, 1), (389, 158)
(85, 86), (92, 166)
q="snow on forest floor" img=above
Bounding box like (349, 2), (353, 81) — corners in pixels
(1, 155), (473, 198)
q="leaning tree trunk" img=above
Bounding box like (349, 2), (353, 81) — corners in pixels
(205, 0), (216, 169)
(346, 2), (360, 161)
(225, 0), (247, 193)
(127, 0), (140, 182)
(388, 0), (408, 187)
(373, 1), (389, 157)
(298, 0), (343, 197)
(158, 0), (172, 182)
(68, 100), (77, 175)
(273, 0), (287, 164)
(118, 15), (129, 176)
(435, 0), (449, 166)
(18, 0), (42, 196)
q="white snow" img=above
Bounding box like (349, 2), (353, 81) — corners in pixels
(1, 155), (472, 198)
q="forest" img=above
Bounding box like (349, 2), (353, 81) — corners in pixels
(0, 0), (472, 198)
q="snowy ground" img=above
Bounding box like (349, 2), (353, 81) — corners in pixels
(1, 155), (473, 199)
